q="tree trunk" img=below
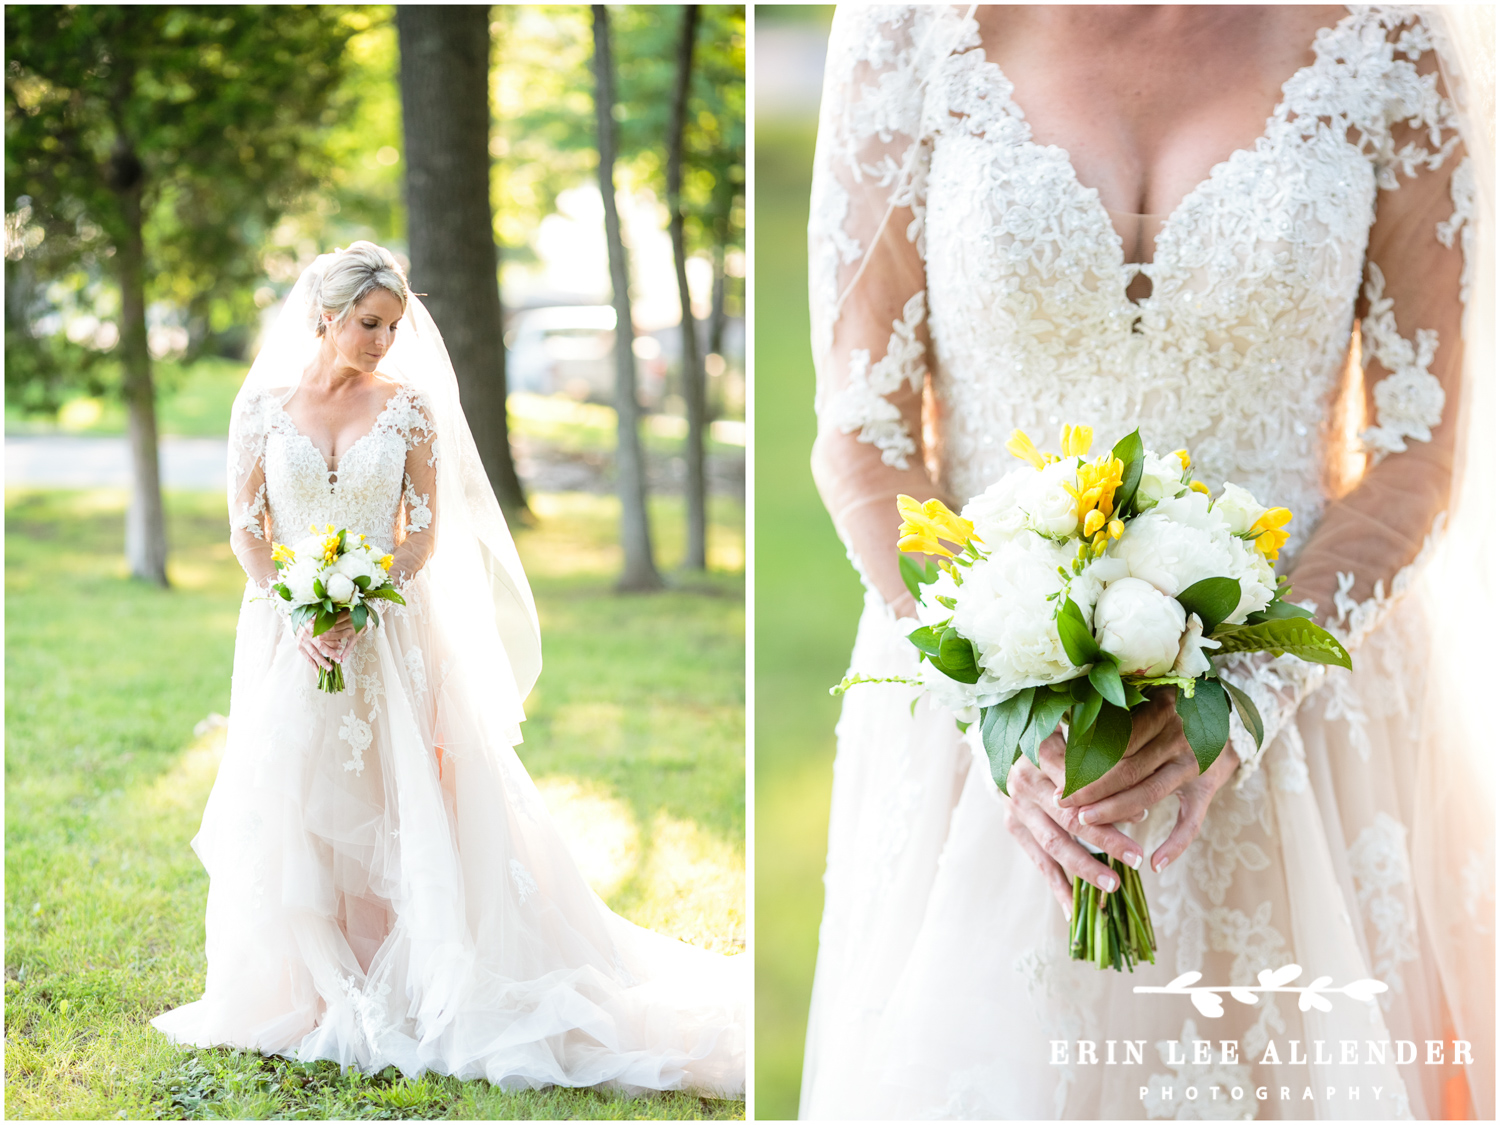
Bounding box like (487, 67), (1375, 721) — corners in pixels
(709, 241), (727, 361)
(117, 174), (169, 586)
(592, 5), (662, 592)
(397, 5), (529, 519)
(667, 5), (706, 571)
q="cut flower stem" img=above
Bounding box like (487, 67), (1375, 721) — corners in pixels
(1070, 856), (1156, 971)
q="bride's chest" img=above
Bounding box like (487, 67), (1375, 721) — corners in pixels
(264, 429), (407, 532)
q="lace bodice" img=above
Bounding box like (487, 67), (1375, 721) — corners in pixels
(229, 383), (438, 588)
(814, 5), (1468, 561)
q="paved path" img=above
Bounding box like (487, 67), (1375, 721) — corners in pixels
(6, 435), (228, 489)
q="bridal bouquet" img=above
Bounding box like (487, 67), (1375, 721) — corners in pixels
(835, 425), (1351, 972)
(269, 525), (406, 693)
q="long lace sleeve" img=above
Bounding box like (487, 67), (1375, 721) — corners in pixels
(810, 6), (959, 616)
(227, 392), (277, 590)
(390, 394), (438, 588)
(1227, 12), (1473, 779)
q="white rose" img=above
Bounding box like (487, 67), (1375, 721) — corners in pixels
(1213, 481), (1268, 535)
(1172, 612), (1223, 678)
(325, 572), (357, 605)
(1021, 459), (1081, 538)
(1092, 577), (1186, 676)
(1134, 451), (1189, 510)
(962, 470), (1030, 543)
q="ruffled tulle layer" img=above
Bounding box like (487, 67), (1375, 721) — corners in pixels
(152, 578), (744, 1096)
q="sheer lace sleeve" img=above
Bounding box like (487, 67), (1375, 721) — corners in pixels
(1227, 11), (1474, 779)
(810, 6), (961, 616)
(227, 391), (277, 590)
(390, 391), (438, 587)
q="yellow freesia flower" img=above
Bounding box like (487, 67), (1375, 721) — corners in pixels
(1083, 509), (1106, 537)
(1005, 429), (1047, 470)
(896, 494), (978, 557)
(1251, 507), (1293, 560)
(1108, 518), (1124, 540)
(271, 542), (295, 565)
(1064, 454), (1125, 523)
(1189, 480), (1211, 495)
(379, 554), (394, 572)
(1173, 449), (1191, 471)
(1060, 424), (1093, 457)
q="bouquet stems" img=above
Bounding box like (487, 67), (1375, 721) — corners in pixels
(1070, 857), (1156, 971)
(317, 663), (346, 694)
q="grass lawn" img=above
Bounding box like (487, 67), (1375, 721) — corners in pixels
(4, 486), (745, 1120)
(752, 101), (867, 1120)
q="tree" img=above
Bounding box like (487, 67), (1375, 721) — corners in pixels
(396, 5), (528, 520)
(5, 5), (354, 584)
(666, 6), (707, 570)
(591, 5), (661, 592)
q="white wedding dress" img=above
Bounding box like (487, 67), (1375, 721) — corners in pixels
(151, 295), (744, 1094)
(803, 6), (1491, 1120)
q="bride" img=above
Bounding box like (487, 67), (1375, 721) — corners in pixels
(804, 6), (1491, 1120)
(151, 242), (744, 1095)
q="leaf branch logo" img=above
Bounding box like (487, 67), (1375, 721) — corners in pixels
(1134, 964), (1388, 1018)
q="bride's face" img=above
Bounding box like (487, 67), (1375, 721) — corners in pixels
(323, 288), (405, 373)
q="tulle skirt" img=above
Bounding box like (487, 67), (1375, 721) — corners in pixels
(152, 576), (745, 1095)
(800, 585), (1492, 1120)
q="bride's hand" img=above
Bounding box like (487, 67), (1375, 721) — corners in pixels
(1002, 733), (1145, 914)
(1055, 687), (1240, 874)
(296, 613), (358, 669)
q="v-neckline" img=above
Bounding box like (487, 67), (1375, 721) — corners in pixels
(960, 6), (1355, 293)
(276, 388), (405, 481)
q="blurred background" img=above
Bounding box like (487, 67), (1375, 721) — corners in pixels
(752, 6), (862, 1121)
(6, 6), (745, 1120)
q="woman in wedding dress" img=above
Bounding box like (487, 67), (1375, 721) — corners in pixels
(151, 242), (744, 1094)
(803, 6), (1491, 1119)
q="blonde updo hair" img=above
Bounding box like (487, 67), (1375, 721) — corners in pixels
(307, 241), (409, 336)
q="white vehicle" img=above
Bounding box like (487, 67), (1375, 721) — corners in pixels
(505, 305), (665, 407)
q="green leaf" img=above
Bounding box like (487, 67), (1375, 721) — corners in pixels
(364, 586), (406, 605)
(1127, 673), (1199, 697)
(1220, 679), (1264, 749)
(1088, 656), (1126, 708)
(1122, 681), (1147, 708)
(290, 605), (315, 633)
(982, 689), (1034, 795)
(336, 528), (347, 552)
(1063, 700), (1133, 797)
(1211, 618), (1352, 670)
(907, 625), (944, 659)
(1176, 677), (1231, 773)
(1245, 598), (1315, 623)
(312, 608), (337, 638)
(271, 583), (292, 601)
(937, 627), (981, 684)
(354, 574), (371, 591)
(1056, 597), (1102, 667)
(1111, 429), (1145, 515)
(313, 577), (326, 599)
(366, 603), (381, 629)
(1072, 684), (1104, 744)
(1176, 576), (1242, 635)
(1019, 687), (1073, 768)
(899, 554), (940, 601)
(351, 603), (368, 633)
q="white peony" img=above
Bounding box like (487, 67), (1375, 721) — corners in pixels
(1021, 459), (1082, 538)
(335, 549), (377, 587)
(1172, 612), (1222, 678)
(283, 558), (320, 605)
(325, 572), (357, 605)
(290, 534), (324, 560)
(1113, 495), (1275, 625)
(1134, 451), (1190, 510)
(1092, 577), (1186, 676)
(1213, 481), (1268, 535)
(951, 534), (1078, 692)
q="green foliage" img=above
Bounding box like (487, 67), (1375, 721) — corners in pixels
(898, 553), (939, 601)
(5, 487), (744, 1119)
(1056, 596), (1102, 667)
(1211, 616), (1353, 669)
(1110, 429), (1144, 516)
(1175, 576), (1241, 635)
(1174, 677), (1232, 773)
(5, 5), (360, 401)
(980, 688), (1033, 795)
(1221, 678), (1264, 750)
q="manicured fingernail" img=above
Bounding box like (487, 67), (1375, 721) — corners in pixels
(1098, 873), (1117, 892)
(1154, 855), (1172, 873)
(1052, 791), (1061, 808)
(1125, 852), (1141, 869)
(1060, 899), (1071, 921)
(1137, 809), (1150, 823)
(1078, 808), (1093, 825)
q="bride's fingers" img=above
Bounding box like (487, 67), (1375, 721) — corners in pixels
(1123, 691), (1177, 756)
(1008, 760), (1119, 892)
(1149, 748), (1239, 872)
(1061, 734), (1181, 812)
(1001, 801), (1074, 915)
(1015, 756), (1142, 869)
(1034, 731), (1066, 789)
(1072, 749), (1202, 830)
